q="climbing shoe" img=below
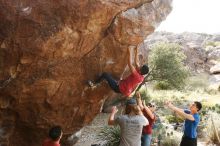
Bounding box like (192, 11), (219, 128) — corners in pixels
(87, 80), (97, 88)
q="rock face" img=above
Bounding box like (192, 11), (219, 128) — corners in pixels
(210, 64), (220, 74)
(0, 0), (172, 145)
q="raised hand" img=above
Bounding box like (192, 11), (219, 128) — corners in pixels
(143, 100), (146, 107)
(165, 101), (173, 108)
(136, 91), (141, 98)
(111, 106), (118, 114)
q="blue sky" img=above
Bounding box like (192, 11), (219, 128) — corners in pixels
(156, 0), (220, 34)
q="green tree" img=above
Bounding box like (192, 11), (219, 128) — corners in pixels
(148, 42), (189, 89)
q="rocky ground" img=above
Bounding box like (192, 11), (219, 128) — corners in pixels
(74, 113), (109, 146)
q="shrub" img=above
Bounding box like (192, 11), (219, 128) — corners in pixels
(166, 115), (184, 124)
(205, 113), (220, 145)
(155, 80), (170, 90)
(161, 136), (180, 146)
(213, 104), (220, 114)
(149, 42), (189, 89)
(205, 41), (220, 47)
(139, 88), (152, 103)
(184, 73), (209, 91)
(96, 126), (120, 146)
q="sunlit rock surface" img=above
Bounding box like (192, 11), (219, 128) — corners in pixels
(0, 0), (172, 145)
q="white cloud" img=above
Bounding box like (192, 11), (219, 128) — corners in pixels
(156, 0), (220, 34)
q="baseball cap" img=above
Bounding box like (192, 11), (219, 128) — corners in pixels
(126, 98), (137, 105)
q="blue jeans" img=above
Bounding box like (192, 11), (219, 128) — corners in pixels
(96, 72), (121, 93)
(141, 134), (152, 146)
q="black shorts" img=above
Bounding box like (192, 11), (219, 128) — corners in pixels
(180, 136), (197, 146)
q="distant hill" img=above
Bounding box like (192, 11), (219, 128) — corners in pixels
(144, 31), (220, 73)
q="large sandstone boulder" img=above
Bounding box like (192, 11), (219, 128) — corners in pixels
(0, 0), (172, 145)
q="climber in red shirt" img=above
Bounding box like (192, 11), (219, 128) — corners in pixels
(88, 46), (149, 98)
(42, 126), (63, 146)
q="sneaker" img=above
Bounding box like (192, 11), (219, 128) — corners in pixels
(87, 80), (97, 88)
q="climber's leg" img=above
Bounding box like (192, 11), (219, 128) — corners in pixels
(88, 72), (121, 93)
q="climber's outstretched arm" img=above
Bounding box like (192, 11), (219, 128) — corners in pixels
(128, 47), (136, 73)
(134, 46), (140, 69)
